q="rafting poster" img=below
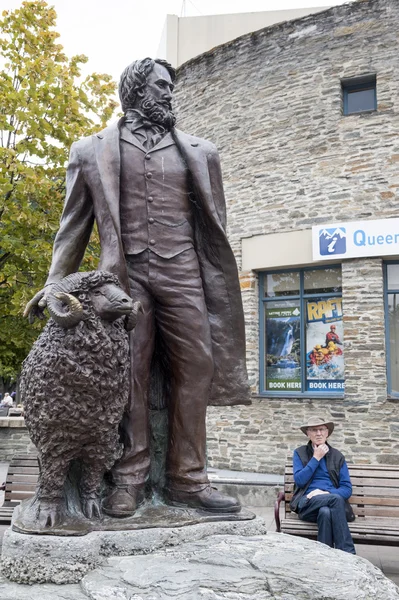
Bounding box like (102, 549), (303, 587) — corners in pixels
(306, 297), (345, 392)
(265, 305), (301, 391)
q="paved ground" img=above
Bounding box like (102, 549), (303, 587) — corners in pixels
(0, 461), (398, 586)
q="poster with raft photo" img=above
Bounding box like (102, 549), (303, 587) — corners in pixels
(306, 297), (345, 393)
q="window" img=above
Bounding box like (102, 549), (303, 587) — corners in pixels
(385, 263), (399, 396)
(260, 266), (344, 396)
(342, 75), (377, 116)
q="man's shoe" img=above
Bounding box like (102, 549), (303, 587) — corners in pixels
(166, 485), (241, 513)
(102, 484), (145, 518)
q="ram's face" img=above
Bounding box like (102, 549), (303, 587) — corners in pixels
(90, 284), (133, 321)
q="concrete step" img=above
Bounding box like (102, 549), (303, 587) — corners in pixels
(208, 468), (283, 507)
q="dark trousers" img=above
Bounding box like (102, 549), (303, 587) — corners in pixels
(111, 249), (214, 491)
(298, 493), (356, 554)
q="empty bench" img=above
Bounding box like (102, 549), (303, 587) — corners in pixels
(275, 463), (399, 545)
(0, 454), (39, 523)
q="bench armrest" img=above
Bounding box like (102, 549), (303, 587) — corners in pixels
(274, 491), (285, 532)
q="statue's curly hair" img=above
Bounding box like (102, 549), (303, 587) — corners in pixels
(118, 58), (176, 113)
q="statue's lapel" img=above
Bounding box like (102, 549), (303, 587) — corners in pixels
(119, 126), (146, 152)
(93, 120), (122, 236)
(173, 129), (220, 226)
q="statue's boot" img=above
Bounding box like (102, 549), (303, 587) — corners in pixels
(166, 485), (241, 513)
(102, 484), (145, 518)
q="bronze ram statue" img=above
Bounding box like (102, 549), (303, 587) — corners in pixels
(20, 270), (141, 528)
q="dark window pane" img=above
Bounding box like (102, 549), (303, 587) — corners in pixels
(388, 294), (399, 395)
(304, 268), (342, 294)
(264, 272), (299, 297)
(265, 301), (301, 392)
(347, 88), (375, 114)
(387, 264), (399, 291)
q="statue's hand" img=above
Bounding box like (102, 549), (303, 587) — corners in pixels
(23, 285), (54, 324)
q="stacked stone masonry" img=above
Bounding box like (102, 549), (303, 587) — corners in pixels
(174, 0), (399, 472)
(0, 420), (33, 461)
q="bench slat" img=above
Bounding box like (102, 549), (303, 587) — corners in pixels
(283, 513), (399, 527)
(285, 464), (399, 472)
(7, 467), (40, 475)
(281, 520), (399, 534)
(5, 483), (37, 493)
(7, 461), (39, 467)
(5, 475), (39, 484)
(349, 496), (399, 506)
(282, 491), (399, 507)
(285, 477), (399, 487)
(5, 491), (36, 500)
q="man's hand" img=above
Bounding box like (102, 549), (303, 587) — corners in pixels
(307, 489), (330, 499)
(23, 285), (55, 324)
(313, 443), (329, 461)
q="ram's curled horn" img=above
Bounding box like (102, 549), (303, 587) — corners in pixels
(46, 291), (84, 329)
(124, 301), (143, 332)
(52, 272), (87, 294)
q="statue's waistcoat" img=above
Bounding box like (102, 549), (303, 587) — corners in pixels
(119, 131), (194, 258)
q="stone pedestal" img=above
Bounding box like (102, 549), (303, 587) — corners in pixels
(1, 530), (398, 599)
(1, 509), (262, 585)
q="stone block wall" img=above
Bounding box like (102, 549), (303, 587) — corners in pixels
(0, 420), (33, 462)
(206, 395), (399, 474)
(174, 0), (399, 473)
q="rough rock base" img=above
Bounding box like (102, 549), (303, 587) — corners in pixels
(1, 532), (398, 600)
(1, 511), (263, 585)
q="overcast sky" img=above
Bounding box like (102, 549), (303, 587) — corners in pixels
(2, 0), (352, 82)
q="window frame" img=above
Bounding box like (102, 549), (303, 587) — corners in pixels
(259, 265), (344, 398)
(341, 74), (377, 116)
(384, 261), (399, 397)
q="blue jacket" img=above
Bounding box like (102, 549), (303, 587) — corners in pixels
(290, 442), (352, 512)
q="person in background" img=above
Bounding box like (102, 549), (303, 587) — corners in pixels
(290, 416), (356, 554)
(1, 393), (13, 407)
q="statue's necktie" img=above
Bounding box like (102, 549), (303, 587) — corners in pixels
(128, 121), (166, 150)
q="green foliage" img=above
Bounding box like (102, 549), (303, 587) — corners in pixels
(0, 0), (118, 382)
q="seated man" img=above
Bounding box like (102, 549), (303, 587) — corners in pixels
(290, 416), (356, 554)
(1, 393), (13, 407)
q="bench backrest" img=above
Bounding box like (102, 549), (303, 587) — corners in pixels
(284, 462), (399, 519)
(4, 454), (39, 506)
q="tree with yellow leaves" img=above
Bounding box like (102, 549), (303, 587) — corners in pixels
(0, 1), (118, 389)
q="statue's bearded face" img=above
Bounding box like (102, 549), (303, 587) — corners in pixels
(139, 63), (176, 129)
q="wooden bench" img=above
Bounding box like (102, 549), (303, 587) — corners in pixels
(275, 462), (399, 545)
(0, 454), (39, 524)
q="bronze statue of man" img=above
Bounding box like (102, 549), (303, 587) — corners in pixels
(26, 58), (250, 518)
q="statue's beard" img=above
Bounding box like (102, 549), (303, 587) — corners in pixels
(139, 93), (176, 129)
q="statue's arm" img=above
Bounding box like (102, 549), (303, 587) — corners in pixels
(24, 142), (94, 322)
(46, 141), (95, 284)
(207, 145), (227, 232)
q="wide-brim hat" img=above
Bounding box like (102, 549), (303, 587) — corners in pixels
(300, 416), (334, 436)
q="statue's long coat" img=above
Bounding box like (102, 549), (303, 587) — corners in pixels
(46, 120), (251, 406)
